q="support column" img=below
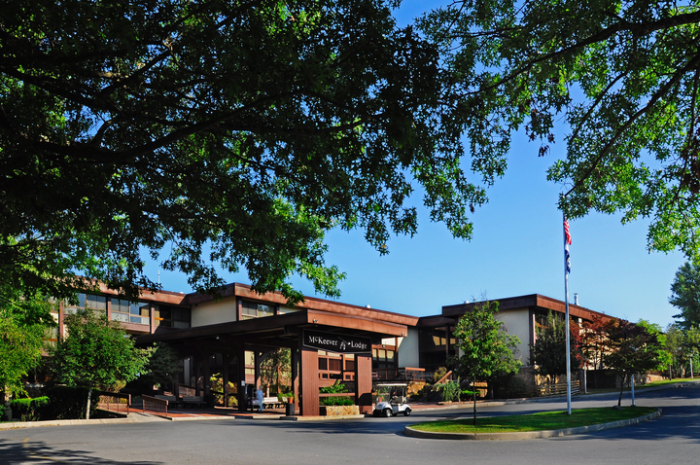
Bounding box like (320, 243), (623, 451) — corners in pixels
(292, 349), (300, 415)
(223, 355), (230, 408)
(203, 353), (211, 397)
(355, 355), (372, 414)
(300, 349), (319, 416)
(236, 347), (247, 412)
(193, 356), (201, 397)
(254, 351), (263, 390)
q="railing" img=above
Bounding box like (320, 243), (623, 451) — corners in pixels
(434, 370), (453, 385)
(179, 384), (197, 397)
(537, 380), (581, 397)
(96, 391), (131, 417)
(142, 395), (169, 419)
(372, 367), (428, 382)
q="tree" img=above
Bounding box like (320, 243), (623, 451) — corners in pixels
(670, 262), (700, 330)
(451, 300), (521, 425)
(665, 323), (689, 379)
(531, 311), (582, 384)
(605, 319), (671, 407)
(0, 293), (56, 400)
(262, 348), (291, 392)
(0, 0), (480, 304)
(580, 313), (610, 387)
(50, 309), (151, 419)
(418, 2), (700, 261)
(141, 342), (181, 392)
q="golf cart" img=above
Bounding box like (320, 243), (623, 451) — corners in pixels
(373, 383), (412, 417)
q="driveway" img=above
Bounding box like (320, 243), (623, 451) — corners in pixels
(1, 383), (698, 465)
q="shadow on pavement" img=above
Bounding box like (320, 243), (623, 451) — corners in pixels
(0, 439), (163, 465)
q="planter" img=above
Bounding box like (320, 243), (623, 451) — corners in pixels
(321, 405), (360, 416)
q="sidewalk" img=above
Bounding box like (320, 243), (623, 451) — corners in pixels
(3, 380), (697, 430)
(408, 379), (700, 413)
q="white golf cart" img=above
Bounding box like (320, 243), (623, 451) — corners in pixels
(373, 383), (412, 417)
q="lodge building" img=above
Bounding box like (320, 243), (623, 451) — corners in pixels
(49, 282), (617, 416)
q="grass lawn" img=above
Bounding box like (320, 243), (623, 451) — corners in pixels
(409, 407), (657, 434)
(585, 377), (699, 395)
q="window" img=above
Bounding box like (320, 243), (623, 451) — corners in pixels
(241, 300), (275, 320)
(111, 299), (149, 325)
(278, 305), (303, 315)
(153, 305), (191, 328)
(65, 293), (106, 316)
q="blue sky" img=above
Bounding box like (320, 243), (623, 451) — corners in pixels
(143, 1), (686, 328)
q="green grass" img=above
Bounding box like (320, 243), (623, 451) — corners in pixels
(409, 407), (657, 434)
(585, 377), (699, 395)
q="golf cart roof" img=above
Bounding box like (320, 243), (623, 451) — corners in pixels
(375, 383), (408, 387)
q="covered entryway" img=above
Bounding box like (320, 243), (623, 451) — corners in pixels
(136, 307), (408, 416)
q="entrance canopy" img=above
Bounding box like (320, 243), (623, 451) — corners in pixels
(135, 303), (413, 416)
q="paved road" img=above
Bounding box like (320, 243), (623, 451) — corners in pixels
(1, 383), (698, 465)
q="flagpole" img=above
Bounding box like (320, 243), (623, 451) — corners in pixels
(563, 213), (571, 415)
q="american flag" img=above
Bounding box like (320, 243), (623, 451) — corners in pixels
(564, 217), (571, 274)
(564, 218), (572, 245)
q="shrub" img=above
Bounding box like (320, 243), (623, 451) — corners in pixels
(10, 397), (50, 422)
(210, 373), (237, 407)
(321, 396), (354, 406)
(45, 386), (97, 420)
(0, 404), (6, 421)
(438, 381), (459, 402)
(406, 381), (427, 397)
(494, 376), (529, 399)
(433, 367), (448, 383)
(319, 384), (349, 394)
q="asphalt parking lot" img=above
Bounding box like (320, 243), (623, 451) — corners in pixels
(1, 383), (698, 465)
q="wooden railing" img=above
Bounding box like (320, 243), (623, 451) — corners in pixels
(142, 395), (169, 419)
(434, 370), (453, 385)
(372, 367), (428, 382)
(96, 391), (131, 416)
(537, 380), (581, 397)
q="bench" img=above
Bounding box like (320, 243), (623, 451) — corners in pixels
(248, 396), (281, 411)
(154, 395), (177, 403)
(182, 396), (207, 408)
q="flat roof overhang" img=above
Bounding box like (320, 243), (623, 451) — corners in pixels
(441, 294), (617, 323)
(135, 308), (408, 355)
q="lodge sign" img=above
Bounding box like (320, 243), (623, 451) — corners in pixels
(303, 330), (371, 356)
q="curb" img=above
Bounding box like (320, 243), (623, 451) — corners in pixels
(281, 414), (365, 421)
(412, 381), (698, 413)
(403, 408), (662, 441)
(0, 417), (147, 430)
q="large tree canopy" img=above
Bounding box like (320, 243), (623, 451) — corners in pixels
(419, 0), (700, 258)
(0, 0), (479, 302)
(670, 261), (700, 329)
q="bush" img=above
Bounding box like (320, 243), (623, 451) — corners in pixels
(45, 386), (97, 420)
(9, 397), (50, 421)
(436, 381), (460, 402)
(494, 376), (529, 399)
(433, 367), (448, 383)
(319, 384), (349, 394)
(0, 404), (6, 421)
(406, 381), (427, 397)
(321, 396), (354, 406)
(210, 373), (237, 407)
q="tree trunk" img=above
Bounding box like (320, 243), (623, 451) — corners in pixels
(472, 383), (477, 426)
(617, 374), (626, 408)
(86, 387), (92, 420)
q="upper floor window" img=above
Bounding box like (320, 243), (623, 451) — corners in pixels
(241, 300), (274, 320)
(111, 299), (150, 325)
(153, 305), (191, 329)
(65, 293), (107, 316)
